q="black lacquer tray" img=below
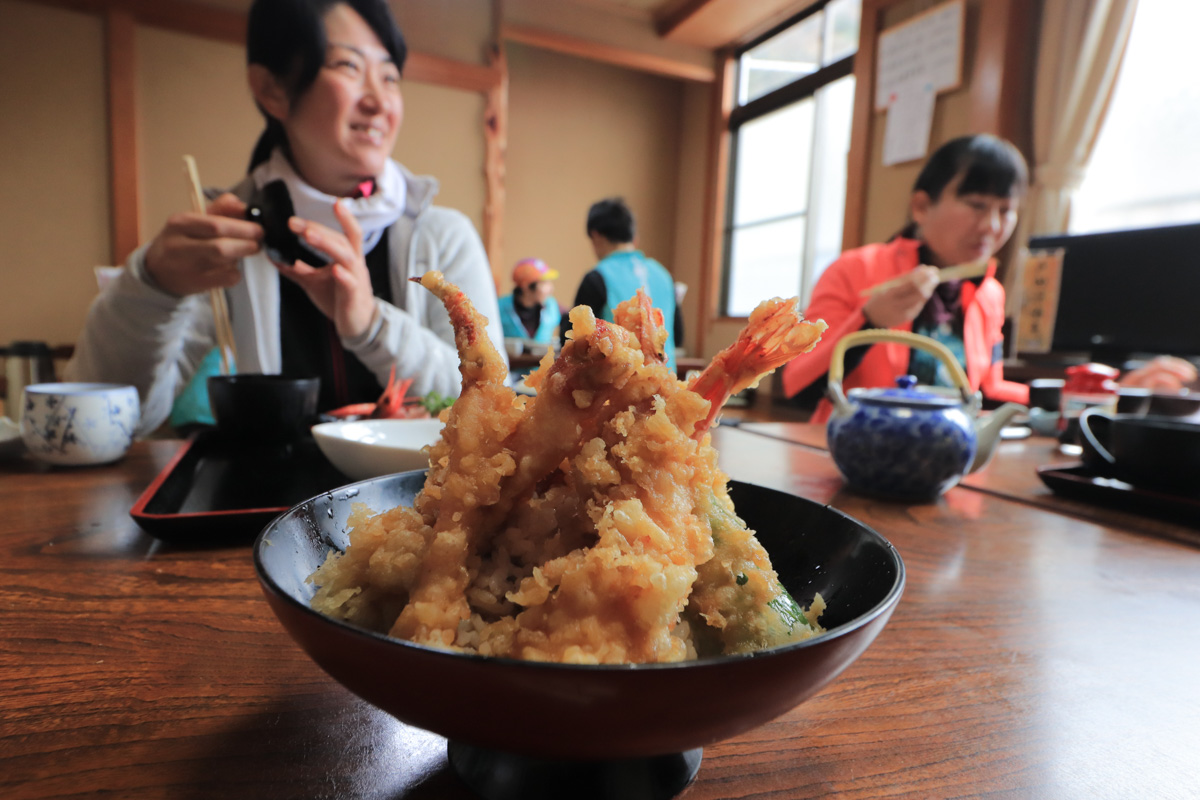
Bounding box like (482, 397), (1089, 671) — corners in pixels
(130, 429), (350, 544)
(1037, 462), (1200, 528)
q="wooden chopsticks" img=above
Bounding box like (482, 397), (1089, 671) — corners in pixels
(183, 155), (237, 375)
(859, 259), (988, 297)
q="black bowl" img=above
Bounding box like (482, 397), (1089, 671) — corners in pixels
(207, 374), (319, 446)
(1078, 409), (1200, 495)
(1028, 378), (1065, 412)
(254, 472), (904, 799)
(1147, 391), (1200, 418)
(1116, 388), (1152, 416)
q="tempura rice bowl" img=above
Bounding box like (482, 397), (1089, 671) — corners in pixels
(254, 470), (903, 761)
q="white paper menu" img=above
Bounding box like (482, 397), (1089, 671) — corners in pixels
(882, 79), (937, 166)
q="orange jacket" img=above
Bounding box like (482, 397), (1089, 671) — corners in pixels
(781, 237), (1029, 423)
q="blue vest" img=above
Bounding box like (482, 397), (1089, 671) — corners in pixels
(498, 294), (560, 344)
(595, 250), (676, 371)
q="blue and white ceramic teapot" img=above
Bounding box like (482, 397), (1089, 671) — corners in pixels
(826, 330), (1025, 501)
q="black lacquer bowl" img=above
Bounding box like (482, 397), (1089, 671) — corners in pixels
(254, 472), (905, 800)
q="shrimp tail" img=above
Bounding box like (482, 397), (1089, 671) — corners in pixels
(688, 297), (826, 436)
(613, 289), (669, 367)
(370, 366), (415, 419)
(411, 272), (508, 388)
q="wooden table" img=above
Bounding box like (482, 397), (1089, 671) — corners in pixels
(3, 432), (1200, 799)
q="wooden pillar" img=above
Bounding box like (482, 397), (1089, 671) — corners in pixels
(482, 52), (508, 290)
(842, 0), (885, 253)
(969, 0), (1036, 150)
(105, 7), (140, 265)
(695, 49), (734, 357)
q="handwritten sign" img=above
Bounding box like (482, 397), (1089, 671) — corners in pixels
(875, 0), (964, 112)
(1016, 248), (1065, 354)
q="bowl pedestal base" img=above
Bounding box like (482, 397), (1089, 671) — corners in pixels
(448, 741), (703, 800)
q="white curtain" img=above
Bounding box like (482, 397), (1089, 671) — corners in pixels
(1007, 0), (1139, 314)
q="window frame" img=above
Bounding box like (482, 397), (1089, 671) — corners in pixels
(719, 0), (857, 318)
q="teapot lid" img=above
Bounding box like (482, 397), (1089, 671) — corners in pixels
(848, 375), (963, 409)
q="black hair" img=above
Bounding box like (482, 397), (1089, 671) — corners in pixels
(586, 197), (636, 244)
(897, 134), (1028, 239)
(246, 0), (407, 171)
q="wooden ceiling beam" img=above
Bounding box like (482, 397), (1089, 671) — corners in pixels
(502, 23), (715, 82)
(656, 0), (818, 49)
(22, 0), (500, 94)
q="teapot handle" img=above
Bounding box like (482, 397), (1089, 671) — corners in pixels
(827, 329), (975, 407)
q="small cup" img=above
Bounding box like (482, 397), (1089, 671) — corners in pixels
(1027, 378), (1064, 412)
(20, 382), (140, 466)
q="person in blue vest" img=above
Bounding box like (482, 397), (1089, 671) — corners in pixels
(566, 197), (682, 371)
(498, 258), (560, 345)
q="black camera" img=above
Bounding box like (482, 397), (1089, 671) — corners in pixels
(245, 180), (331, 267)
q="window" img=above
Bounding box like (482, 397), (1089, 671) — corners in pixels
(1070, 0), (1200, 234)
(722, 0), (860, 317)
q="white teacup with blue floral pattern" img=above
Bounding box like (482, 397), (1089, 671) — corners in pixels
(20, 383), (140, 466)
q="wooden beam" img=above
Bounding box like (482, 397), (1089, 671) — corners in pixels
(969, 0), (1035, 149)
(655, 0), (711, 37)
(482, 0), (509, 290)
(406, 52), (502, 94)
(656, 0), (818, 49)
(25, 0), (499, 94)
(841, 0), (884, 252)
(695, 50), (736, 356)
(105, 7), (140, 265)
(33, 0), (244, 43)
(501, 23), (715, 83)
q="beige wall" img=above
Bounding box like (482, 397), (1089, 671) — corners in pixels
(0, 0), (497, 354)
(0, 1), (110, 349)
(391, 0), (493, 65)
(0, 0), (718, 362)
(862, 0), (981, 246)
(137, 25), (262, 239)
(396, 81), (488, 238)
(505, 43), (686, 341)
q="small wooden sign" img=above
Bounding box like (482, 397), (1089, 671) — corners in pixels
(1015, 248), (1065, 354)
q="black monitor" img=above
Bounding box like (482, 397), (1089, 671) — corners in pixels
(1027, 222), (1200, 366)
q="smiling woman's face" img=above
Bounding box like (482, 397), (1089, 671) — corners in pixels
(282, 3), (403, 196)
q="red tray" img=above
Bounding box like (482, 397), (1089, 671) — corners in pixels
(130, 430), (352, 544)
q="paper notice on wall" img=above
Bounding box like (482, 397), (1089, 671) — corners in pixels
(882, 80), (936, 166)
(875, 0), (964, 112)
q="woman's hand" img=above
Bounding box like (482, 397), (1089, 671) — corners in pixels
(275, 200), (378, 339)
(143, 194), (263, 297)
(1119, 355), (1199, 392)
(862, 265), (939, 329)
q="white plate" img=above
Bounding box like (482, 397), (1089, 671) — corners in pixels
(312, 419), (445, 481)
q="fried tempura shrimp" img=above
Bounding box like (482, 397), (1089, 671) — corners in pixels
(309, 274), (829, 664)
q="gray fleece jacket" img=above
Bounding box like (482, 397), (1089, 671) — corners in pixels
(66, 164), (506, 436)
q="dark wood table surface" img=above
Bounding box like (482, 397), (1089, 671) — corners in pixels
(3, 430), (1200, 799)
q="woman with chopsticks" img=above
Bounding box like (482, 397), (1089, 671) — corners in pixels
(781, 134), (1032, 423)
(66, 0), (505, 434)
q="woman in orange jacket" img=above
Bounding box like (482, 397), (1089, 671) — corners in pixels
(782, 134), (1031, 422)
